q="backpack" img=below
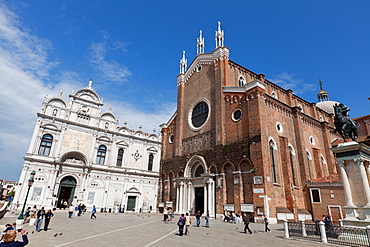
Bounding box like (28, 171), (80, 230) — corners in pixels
(177, 216), (185, 226)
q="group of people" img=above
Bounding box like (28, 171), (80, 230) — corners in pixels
(23, 206), (54, 232)
(174, 210), (210, 236)
(223, 210), (242, 224)
(0, 223), (28, 246)
(163, 207), (175, 223)
(67, 203), (87, 218)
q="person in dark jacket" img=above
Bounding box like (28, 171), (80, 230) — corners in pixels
(0, 229), (28, 246)
(243, 214), (252, 234)
(43, 210), (54, 231)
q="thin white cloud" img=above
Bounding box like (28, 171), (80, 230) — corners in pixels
(89, 35), (131, 83)
(269, 72), (316, 94)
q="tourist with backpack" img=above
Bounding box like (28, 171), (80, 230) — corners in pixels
(177, 214), (186, 236)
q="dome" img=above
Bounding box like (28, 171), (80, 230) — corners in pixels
(316, 100), (339, 114)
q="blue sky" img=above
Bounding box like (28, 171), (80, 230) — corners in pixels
(0, 0), (369, 181)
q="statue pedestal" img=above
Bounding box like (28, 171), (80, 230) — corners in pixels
(331, 142), (370, 225)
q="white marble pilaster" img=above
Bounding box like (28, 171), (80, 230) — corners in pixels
(339, 163), (354, 206)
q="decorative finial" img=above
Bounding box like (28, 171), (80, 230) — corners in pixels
(124, 121), (127, 126)
(197, 30), (205, 54)
(215, 21), (224, 48)
(59, 89), (63, 97)
(180, 50), (187, 74)
(153, 128), (156, 132)
(44, 95), (48, 101)
(109, 105), (112, 111)
(88, 79), (93, 89)
(139, 125), (142, 129)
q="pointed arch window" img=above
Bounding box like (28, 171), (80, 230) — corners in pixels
(307, 151), (313, 180)
(116, 148), (124, 167)
(38, 134), (53, 156)
(289, 146), (297, 187)
(148, 154), (154, 171)
(96, 145), (107, 165)
(269, 140), (278, 183)
(194, 165), (204, 177)
(321, 156), (327, 177)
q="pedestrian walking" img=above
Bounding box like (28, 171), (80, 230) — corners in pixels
(185, 213), (191, 236)
(44, 209), (54, 231)
(91, 205), (97, 219)
(195, 210), (201, 227)
(264, 215), (271, 232)
(205, 211), (210, 227)
(242, 214), (252, 234)
(68, 205), (74, 218)
(35, 207), (45, 232)
(177, 214), (186, 236)
(163, 207), (168, 223)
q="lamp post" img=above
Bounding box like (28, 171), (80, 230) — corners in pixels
(17, 171), (36, 220)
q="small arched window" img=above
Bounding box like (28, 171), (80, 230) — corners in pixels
(38, 134), (53, 156)
(269, 140), (278, 183)
(116, 148), (124, 167)
(194, 165), (204, 177)
(96, 145), (107, 165)
(148, 154), (154, 171)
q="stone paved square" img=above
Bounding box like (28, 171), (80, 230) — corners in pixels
(1, 210), (326, 247)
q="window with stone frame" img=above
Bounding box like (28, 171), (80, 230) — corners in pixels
(310, 188), (321, 203)
(38, 134), (53, 156)
(96, 145), (107, 165)
(116, 148), (124, 167)
(148, 154), (154, 171)
(289, 146), (297, 187)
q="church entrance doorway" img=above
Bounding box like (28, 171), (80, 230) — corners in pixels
(194, 187), (204, 214)
(127, 196), (136, 212)
(57, 176), (77, 209)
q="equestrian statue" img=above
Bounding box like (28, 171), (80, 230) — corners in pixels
(333, 103), (358, 142)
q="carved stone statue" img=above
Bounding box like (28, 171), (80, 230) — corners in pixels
(333, 103), (358, 142)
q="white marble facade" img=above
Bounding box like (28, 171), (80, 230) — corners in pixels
(14, 81), (161, 212)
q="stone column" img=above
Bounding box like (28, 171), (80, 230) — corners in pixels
(176, 183), (179, 212)
(207, 178), (214, 216)
(357, 158), (370, 206)
(339, 162), (354, 206)
(179, 181), (184, 214)
(204, 181), (208, 213)
(187, 181), (192, 213)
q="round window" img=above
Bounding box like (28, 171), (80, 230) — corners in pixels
(191, 102), (209, 128)
(169, 135), (174, 143)
(232, 109), (242, 121)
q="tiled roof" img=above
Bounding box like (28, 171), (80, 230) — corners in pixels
(309, 174), (342, 183)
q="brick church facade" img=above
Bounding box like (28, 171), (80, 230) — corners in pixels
(158, 22), (342, 223)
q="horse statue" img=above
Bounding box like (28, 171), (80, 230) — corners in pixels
(333, 103), (358, 142)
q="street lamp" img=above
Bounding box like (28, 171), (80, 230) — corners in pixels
(17, 170), (36, 220)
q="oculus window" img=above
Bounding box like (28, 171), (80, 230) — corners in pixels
(191, 102), (209, 128)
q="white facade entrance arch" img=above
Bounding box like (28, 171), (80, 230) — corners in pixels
(175, 155), (215, 217)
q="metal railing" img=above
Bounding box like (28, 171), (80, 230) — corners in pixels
(286, 220), (370, 247)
